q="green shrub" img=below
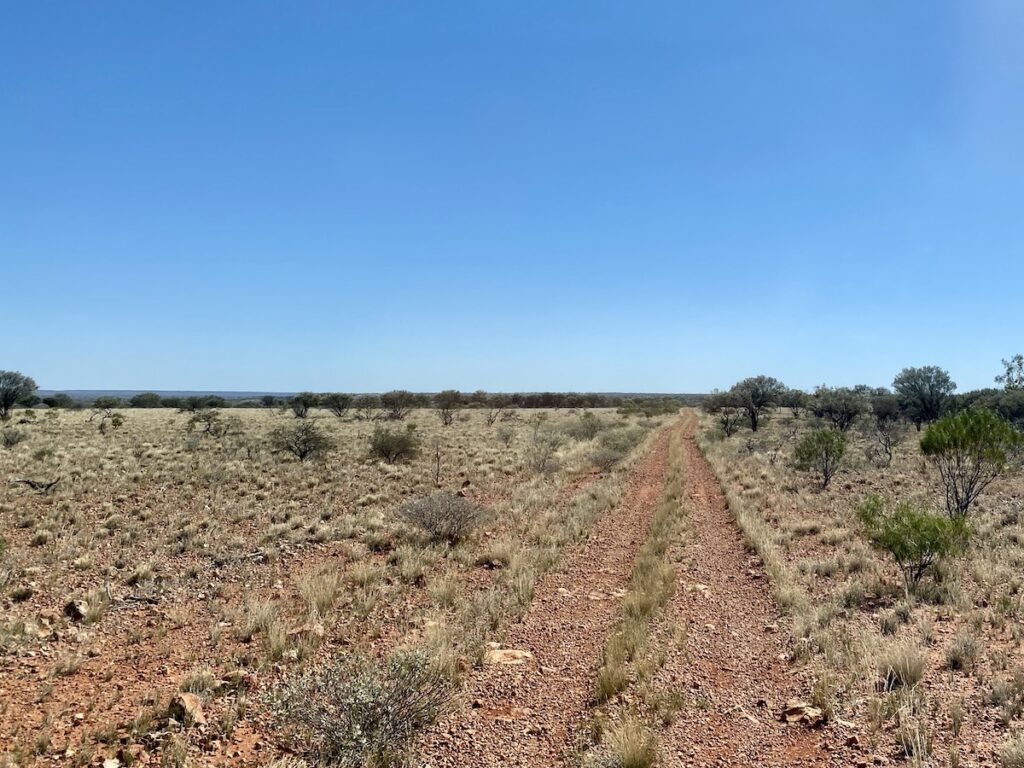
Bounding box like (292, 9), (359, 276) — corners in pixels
(920, 409), (1023, 518)
(269, 650), (450, 767)
(857, 495), (966, 594)
(564, 411), (604, 440)
(290, 392), (320, 418)
(598, 426), (648, 454)
(369, 426), (420, 464)
(2, 428), (25, 449)
(793, 428), (846, 488)
(269, 421), (334, 462)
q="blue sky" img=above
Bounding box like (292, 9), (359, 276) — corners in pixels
(2, 2), (1022, 393)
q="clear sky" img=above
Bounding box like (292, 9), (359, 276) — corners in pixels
(2, 2), (1022, 393)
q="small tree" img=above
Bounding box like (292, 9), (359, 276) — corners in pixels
(729, 375), (785, 432)
(811, 386), (866, 432)
(187, 410), (238, 439)
(893, 366), (956, 430)
(290, 392), (320, 418)
(381, 390), (416, 420)
(270, 421), (334, 462)
(321, 393), (353, 418)
(354, 394), (380, 421)
(702, 391), (743, 437)
(433, 390), (461, 427)
(0, 372), (37, 420)
(857, 495), (966, 594)
(997, 354), (1024, 391)
(369, 426), (420, 464)
(920, 409), (1023, 518)
(398, 491), (487, 544)
(42, 393), (76, 409)
(129, 392), (162, 408)
(484, 394), (511, 426)
(869, 392), (903, 467)
(794, 428), (846, 488)
(781, 388), (811, 419)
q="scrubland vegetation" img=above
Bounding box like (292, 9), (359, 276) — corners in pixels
(0, 375), (670, 767)
(3, 356), (1023, 767)
(701, 360), (1024, 766)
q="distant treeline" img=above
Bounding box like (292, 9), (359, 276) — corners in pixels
(30, 389), (700, 415)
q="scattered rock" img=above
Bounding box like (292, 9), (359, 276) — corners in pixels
(780, 699), (824, 726)
(63, 599), (88, 622)
(287, 622), (325, 639)
(169, 692), (207, 726)
(484, 648), (534, 665)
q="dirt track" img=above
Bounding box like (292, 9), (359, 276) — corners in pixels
(419, 412), (849, 767)
(418, 421), (680, 767)
(655, 418), (848, 766)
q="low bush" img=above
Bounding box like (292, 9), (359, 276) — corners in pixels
(1, 428), (25, 449)
(589, 447), (625, 472)
(399, 492), (487, 544)
(564, 411), (604, 440)
(857, 495), (966, 594)
(598, 426), (648, 454)
(793, 428), (846, 488)
(369, 426), (420, 464)
(269, 650), (450, 767)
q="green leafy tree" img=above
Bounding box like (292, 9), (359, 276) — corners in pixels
(997, 354), (1024, 390)
(269, 421), (334, 462)
(893, 366), (956, 430)
(290, 392), (320, 418)
(0, 371), (37, 421)
(42, 393), (76, 409)
(381, 390), (417, 420)
(433, 390), (462, 426)
(793, 428), (847, 488)
(320, 393), (353, 418)
(129, 392), (162, 408)
(920, 409), (1023, 518)
(811, 386), (867, 432)
(857, 495), (966, 594)
(728, 375), (786, 432)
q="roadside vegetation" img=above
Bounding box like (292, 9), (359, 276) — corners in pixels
(699, 358), (1024, 765)
(0, 373), (670, 767)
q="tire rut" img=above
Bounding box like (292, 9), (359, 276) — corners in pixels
(655, 412), (843, 766)
(418, 419), (683, 767)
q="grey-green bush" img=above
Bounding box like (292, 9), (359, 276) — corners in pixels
(270, 650), (450, 767)
(399, 491), (487, 544)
